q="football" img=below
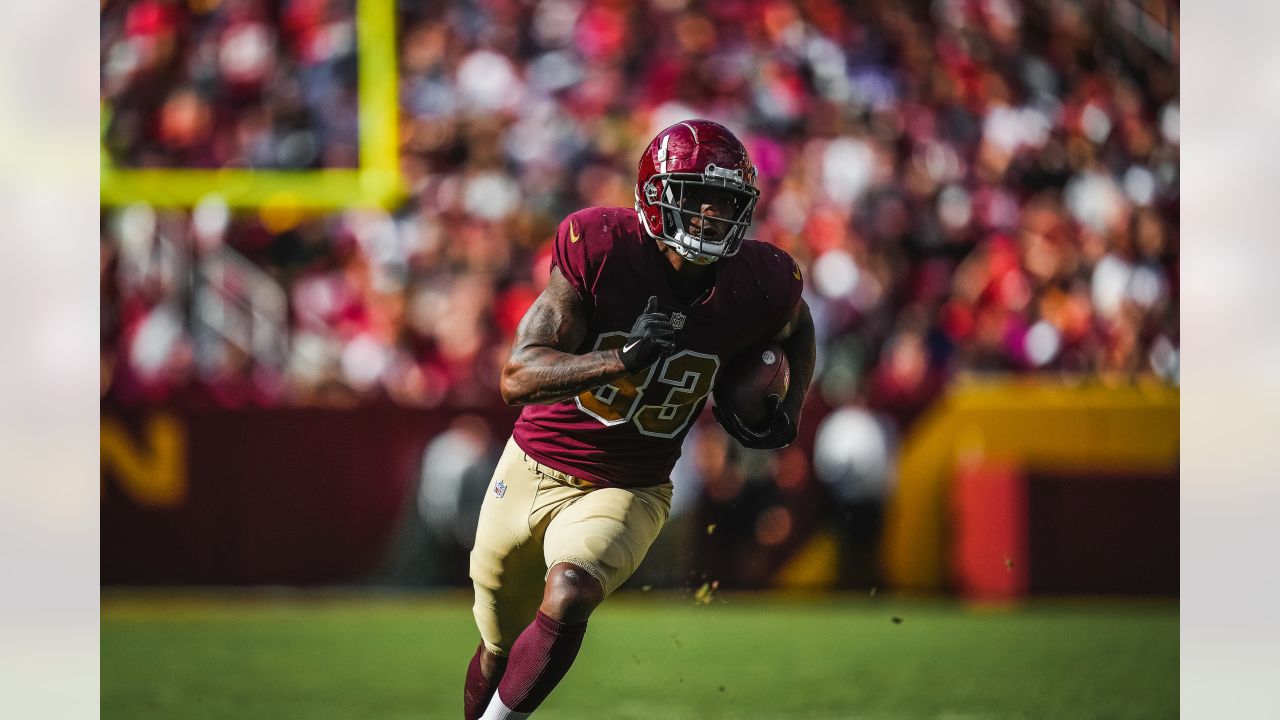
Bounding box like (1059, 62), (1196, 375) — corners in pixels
(713, 343), (790, 428)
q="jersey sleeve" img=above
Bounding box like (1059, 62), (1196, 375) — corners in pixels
(758, 245), (805, 342)
(549, 211), (599, 309)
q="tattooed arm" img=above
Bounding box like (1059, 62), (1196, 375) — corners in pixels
(499, 267), (629, 406)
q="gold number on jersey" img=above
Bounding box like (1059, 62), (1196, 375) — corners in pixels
(576, 335), (719, 436)
(632, 351), (720, 438)
(574, 333), (655, 425)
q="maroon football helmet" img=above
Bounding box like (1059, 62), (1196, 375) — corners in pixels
(634, 119), (760, 264)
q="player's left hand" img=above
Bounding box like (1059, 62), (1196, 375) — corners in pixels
(712, 396), (797, 450)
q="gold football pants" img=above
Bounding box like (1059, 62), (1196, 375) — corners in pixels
(469, 437), (672, 655)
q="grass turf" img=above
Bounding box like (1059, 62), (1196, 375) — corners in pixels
(102, 591), (1177, 719)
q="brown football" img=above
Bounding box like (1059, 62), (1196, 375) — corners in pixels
(712, 343), (790, 428)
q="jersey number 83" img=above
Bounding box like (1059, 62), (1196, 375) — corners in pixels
(575, 333), (720, 438)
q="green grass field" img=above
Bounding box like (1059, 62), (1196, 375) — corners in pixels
(102, 591), (1177, 719)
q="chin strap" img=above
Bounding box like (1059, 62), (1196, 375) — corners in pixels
(663, 238), (717, 265)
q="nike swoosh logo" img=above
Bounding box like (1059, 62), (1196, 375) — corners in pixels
(622, 340), (641, 354)
(569, 220), (581, 243)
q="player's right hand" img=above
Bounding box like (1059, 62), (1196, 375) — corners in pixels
(618, 296), (676, 372)
(712, 400), (797, 450)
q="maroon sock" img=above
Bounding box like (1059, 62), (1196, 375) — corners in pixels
(463, 642), (503, 720)
(494, 611), (588, 713)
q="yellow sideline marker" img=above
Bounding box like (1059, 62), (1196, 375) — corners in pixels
(881, 376), (1179, 592)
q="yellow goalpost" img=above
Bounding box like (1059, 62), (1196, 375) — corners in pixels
(100, 0), (403, 211)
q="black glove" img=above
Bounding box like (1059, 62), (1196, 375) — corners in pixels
(713, 395), (798, 450)
(618, 296), (676, 372)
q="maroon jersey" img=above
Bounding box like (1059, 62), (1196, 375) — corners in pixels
(512, 207), (803, 488)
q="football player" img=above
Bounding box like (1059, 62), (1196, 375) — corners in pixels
(463, 119), (816, 719)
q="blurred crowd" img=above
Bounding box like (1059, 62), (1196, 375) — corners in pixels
(101, 0), (1179, 439)
(101, 0), (361, 168)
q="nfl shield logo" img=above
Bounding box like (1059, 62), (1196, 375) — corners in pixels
(671, 311), (687, 330)
(493, 479), (507, 498)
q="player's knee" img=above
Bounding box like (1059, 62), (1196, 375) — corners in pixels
(541, 563), (605, 623)
(479, 647), (507, 682)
